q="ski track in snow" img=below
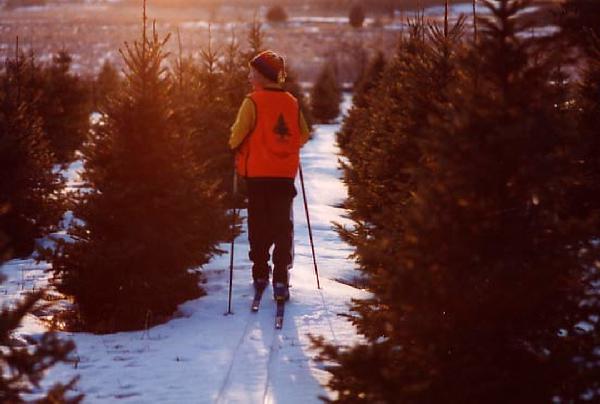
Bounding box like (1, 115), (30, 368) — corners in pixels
(0, 94), (368, 403)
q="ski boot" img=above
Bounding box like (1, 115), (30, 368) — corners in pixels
(253, 278), (268, 294)
(251, 278), (269, 312)
(273, 282), (290, 302)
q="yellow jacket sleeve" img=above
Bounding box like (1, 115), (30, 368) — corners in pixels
(229, 97), (256, 150)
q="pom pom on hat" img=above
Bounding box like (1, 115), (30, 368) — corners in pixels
(249, 50), (287, 84)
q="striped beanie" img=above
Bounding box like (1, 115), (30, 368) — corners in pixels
(249, 50), (286, 84)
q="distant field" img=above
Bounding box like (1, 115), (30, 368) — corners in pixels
(0, 1), (403, 82)
(117, 0), (457, 11)
(0, 0), (561, 83)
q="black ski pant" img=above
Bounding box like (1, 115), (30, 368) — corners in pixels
(246, 178), (296, 285)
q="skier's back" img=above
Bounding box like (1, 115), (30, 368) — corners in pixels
(229, 50), (310, 302)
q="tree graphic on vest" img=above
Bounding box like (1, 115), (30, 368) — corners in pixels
(273, 113), (290, 142)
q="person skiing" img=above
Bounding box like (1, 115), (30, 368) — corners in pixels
(229, 50), (310, 304)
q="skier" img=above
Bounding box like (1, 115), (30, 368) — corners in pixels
(229, 50), (310, 306)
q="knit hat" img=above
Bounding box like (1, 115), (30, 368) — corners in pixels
(249, 50), (286, 84)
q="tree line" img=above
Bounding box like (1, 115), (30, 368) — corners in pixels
(320, 0), (600, 402)
(0, 44), (85, 403)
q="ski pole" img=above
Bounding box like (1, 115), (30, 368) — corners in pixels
(299, 163), (321, 289)
(226, 170), (238, 315)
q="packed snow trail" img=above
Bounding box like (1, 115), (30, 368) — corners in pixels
(209, 93), (364, 403)
(2, 94), (368, 403)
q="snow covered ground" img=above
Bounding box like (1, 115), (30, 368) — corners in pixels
(1, 94), (368, 403)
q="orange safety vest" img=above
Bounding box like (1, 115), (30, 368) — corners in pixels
(235, 89), (302, 179)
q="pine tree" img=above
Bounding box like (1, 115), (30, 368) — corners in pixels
(220, 29), (249, 113)
(560, 0), (600, 55)
(310, 63), (342, 123)
(93, 59), (121, 112)
(48, 14), (229, 332)
(339, 16), (460, 225)
(36, 51), (91, 164)
(0, 287), (82, 403)
(283, 68), (313, 131)
(336, 51), (385, 154)
(0, 46), (64, 259)
(0, 176), (80, 403)
(181, 27), (241, 201)
(352, 51), (386, 109)
(568, 34), (600, 231)
(244, 15), (265, 62)
(317, 1), (600, 401)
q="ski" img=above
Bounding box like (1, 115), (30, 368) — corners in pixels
(251, 279), (268, 312)
(251, 287), (266, 312)
(275, 300), (285, 329)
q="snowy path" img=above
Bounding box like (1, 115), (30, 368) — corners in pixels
(212, 95), (360, 403)
(1, 94), (367, 403)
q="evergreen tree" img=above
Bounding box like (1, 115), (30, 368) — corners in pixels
(568, 34), (600, 231)
(310, 63), (342, 123)
(318, 1), (600, 401)
(0, 287), (82, 403)
(560, 0), (600, 55)
(194, 30), (236, 193)
(177, 27), (244, 203)
(220, 29), (249, 114)
(244, 15), (265, 62)
(49, 17), (229, 332)
(171, 29), (201, 109)
(349, 4), (366, 28)
(336, 51), (385, 154)
(353, 51), (386, 109)
(339, 16), (460, 225)
(219, 29), (253, 203)
(283, 67), (313, 131)
(36, 51), (91, 164)
(0, 49), (64, 259)
(0, 199), (80, 403)
(93, 59), (121, 112)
